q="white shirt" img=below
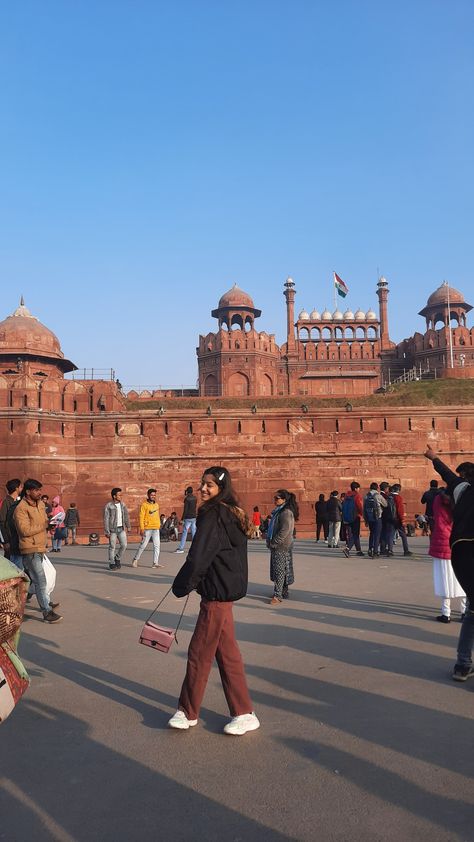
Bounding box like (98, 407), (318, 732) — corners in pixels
(115, 502), (123, 528)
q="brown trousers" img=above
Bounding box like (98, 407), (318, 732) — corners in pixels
(179, 599), (253, 721)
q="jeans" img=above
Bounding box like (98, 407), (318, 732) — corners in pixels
(178, 518), (197, 550)
(346, 519), (361, 552)
(451, 542), (474, 667)
(316, 519), (329, 541)
(381, 522), (395, 554)
(133, 529), (161, 565)
(397, 524), (410, 553)
(368, 519), (382, 554)
(67, 527), (77, 542)
(10, 554), (24, 571)
(108, 528), (127, 564)
(21, 552), (50, 614)
(328, 522), (341, 548)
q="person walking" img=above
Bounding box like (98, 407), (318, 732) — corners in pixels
(64, 503), (80, 545)
(315, 494), (329, 543)
(421, 480), (440, 534)
(266, 489), (298, 604)
(0, 479), (23, 566)
(327, 491), (342, 548)
(429, 490), (466, 623)
(379, 481), (397, 555)
(13, 479), (62, 623)
(390, 484), (412, 556)
(104, 488), (130, 570)
(342, 482), (364, 557)
(364, 483), (387, 557)
(132, 488), (162, 568)
(169, 466), (259, 736)
(424, 445), (474, 681)
(50, 496), (66, 552)
(175, 486), (198, 554)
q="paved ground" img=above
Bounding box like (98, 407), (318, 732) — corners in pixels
(1, 537), (473, 842)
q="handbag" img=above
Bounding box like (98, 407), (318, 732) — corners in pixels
(0, 642), (30, 723)
(139, 588), (189, 653)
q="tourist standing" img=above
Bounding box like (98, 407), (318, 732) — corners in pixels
(13, 479), (62, 623)
(429, 490), (466, 623)
(364, 483), (387, 557)
(424, 444), (474, 681)
(327, 491), (342, 548)
(266, 489), (298, 604)
(315, 493), (329, 543)
(175, 486), (197, 554)
(390, 484), (412, 556)
(251, 506), (261, 539)
(0, 479), (23, 565)
(421, 480), (440, 534)
(379, 481), (397, 555)
(132, 488), (162, 568)
(104, 488), (130, 570)
(50, 496), (66, 552)
(342, 482), (364, 557)
(64, 503), (80, 545)
(169, 466), (259, 736)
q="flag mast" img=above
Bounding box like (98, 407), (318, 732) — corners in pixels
(333, 271), (337, 311)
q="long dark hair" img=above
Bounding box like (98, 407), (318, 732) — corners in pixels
(200, 466), (251, 534)
(275, 489), (299, 521)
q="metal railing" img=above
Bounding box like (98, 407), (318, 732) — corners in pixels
(65, 368), (116, 381)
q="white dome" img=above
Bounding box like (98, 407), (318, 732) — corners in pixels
(298, 309), (309, 321)
(343, 310), (354, 320)
(310, 309), (320, 320)
(333, 309), (343, 320)
(321, 309), (332, 320)
(354, 309), (365, 321)
(366, 309), (377, 320)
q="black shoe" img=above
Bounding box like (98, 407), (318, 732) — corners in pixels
(43, 610), (63, 623)
(404, 551), (413, 557)
(356, 551), (365, 557)
(114, 557), (122, 568)
(436, 615), (450, 623)
(386, 551), (394, 557)
(108, 562), (118, 570)
(452, 664), (474, 682)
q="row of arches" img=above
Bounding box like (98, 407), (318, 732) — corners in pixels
(298, 326), (379, 341)
(301, 342), (378, 361)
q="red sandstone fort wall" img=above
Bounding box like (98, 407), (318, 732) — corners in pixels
(1, 405), (473, 539)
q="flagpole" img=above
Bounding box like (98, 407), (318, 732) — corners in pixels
(333, 272), (337, 311)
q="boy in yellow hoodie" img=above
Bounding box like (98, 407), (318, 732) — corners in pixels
(132, 489), (162, 568)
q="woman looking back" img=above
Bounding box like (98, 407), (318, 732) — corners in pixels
(170, 466), (260, 736)
(266, 489), (299, 605)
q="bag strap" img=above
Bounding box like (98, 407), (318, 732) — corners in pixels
(144, 587), (189, 643)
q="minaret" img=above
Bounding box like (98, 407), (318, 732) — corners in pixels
(283, 277), (296, 351)
(376, 275), (390, 349)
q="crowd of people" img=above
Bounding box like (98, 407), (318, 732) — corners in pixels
(1, 445), (473, 734)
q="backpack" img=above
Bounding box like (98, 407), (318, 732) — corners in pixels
(385, 494), (397, 524)
(364, 494), (379, 523)
(342, 495), (356, 524)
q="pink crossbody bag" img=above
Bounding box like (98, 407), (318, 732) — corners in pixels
(139, 588), (189, 653)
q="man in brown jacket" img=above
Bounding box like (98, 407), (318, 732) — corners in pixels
(13, 479), (63, 623)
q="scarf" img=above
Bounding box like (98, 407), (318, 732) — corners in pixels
(267, 504), (285, 541)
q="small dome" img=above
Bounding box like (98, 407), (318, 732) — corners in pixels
(427, 282), (464, 308)
(366, 309), (377, 320)
(310, 309), (320, 320)
(0, 298), (76, 372)
(321, 309), (332, 320)
(332, 309), (343, 320)
(354, 308), (366, 321)
(298, 310), (309, 321)
(218, 284), (255, 309)
(343, 309), (354, 320)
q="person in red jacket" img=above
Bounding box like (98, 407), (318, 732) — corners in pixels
(390, 484), (413, 557)
(429, 491), (466, 623)
(342, 482), (364, 557)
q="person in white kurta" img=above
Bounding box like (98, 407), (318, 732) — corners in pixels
(429, 491), (466, 622)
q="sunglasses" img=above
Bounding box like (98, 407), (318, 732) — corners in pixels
(274, 495), (284, 501)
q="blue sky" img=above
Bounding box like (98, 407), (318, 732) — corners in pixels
(1, 1), (473, 388)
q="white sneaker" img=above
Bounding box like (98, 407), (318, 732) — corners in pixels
(131, 560), (138, 568)
(223, 712), (260, 736)
(175, 549), (185, 554)
(168, 710), (198, 730)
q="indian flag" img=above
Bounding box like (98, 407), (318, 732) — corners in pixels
(334, 272), (349, 298)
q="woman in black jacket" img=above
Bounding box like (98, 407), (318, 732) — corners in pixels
(169, 466), (260, 736)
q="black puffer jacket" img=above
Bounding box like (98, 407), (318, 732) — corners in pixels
(433, 458), (474, 546)
(172, 502), (248, 602)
